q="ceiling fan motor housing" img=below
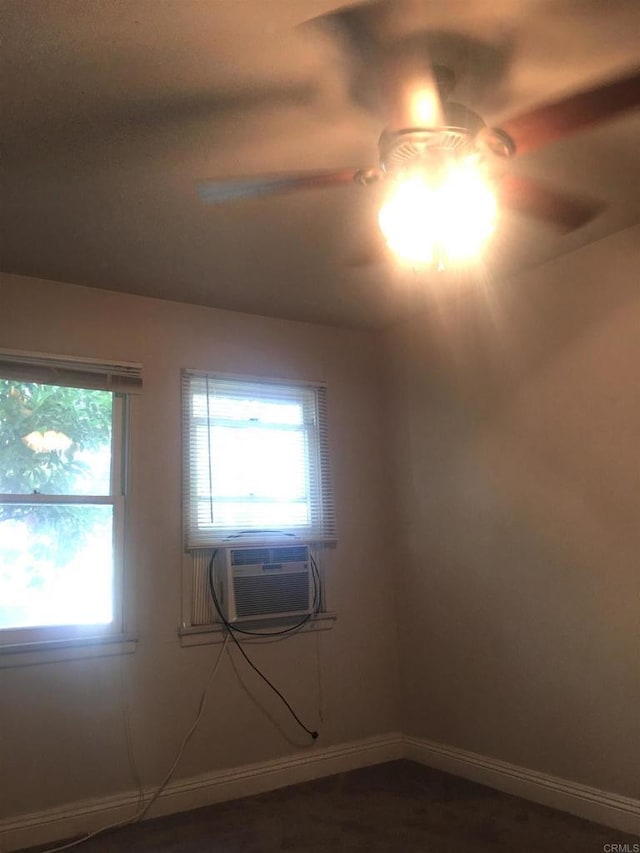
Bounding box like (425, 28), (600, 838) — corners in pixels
(379, 101), (487, 176)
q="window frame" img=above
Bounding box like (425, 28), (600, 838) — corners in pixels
(0, 355), (138, 658)
(182, 370), (336, 549)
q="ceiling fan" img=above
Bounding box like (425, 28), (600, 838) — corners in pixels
(196, 1), (640, 267)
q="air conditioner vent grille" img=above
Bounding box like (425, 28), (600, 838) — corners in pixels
(271, 545), (309, 563)
(230, 548), (271, 566)
(230, 545), (309, 566)
(233, 572), (310, 618)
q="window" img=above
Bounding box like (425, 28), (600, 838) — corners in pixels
(182, 372), (335, 548)
(0, 350), (141, 651)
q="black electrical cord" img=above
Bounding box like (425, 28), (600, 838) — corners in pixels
(207, 550), (319, 740)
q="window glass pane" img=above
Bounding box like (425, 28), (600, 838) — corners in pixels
(0, 380), (113, 496)
(194, 422), (310, 530)
(197, 499), (310, 530)
(192, 392), (303, 426)
(0, 504), (114, 629)
(211, 395), (303, 426)
(208, 426), (307, 500)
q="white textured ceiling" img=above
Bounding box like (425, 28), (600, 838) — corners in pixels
(1, 0), (639, 328)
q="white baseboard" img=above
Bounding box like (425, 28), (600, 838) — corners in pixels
(0, 732), (404, 852)
(3, 732), (638, 851)
(405, 735), (640, 837)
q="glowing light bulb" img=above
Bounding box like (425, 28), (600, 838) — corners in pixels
(378, 162), (497, 267)
(435, 163), (497, 261)
(410, 87), (442, 126)
(378, 177), (435, 265)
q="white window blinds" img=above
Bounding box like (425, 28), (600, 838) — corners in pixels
(0, 349), (142, 394)
(182, 372), (336, 548)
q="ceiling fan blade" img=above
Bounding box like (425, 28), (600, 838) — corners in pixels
(197, 169), (362, 204)
(499, 175), (605, 231)
(308, 0), (444, 129)
(496, 66), (640, 156)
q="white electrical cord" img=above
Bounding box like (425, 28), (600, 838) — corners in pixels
(315, 630), (326, 725)
(120, 657), (145, 815)
(40, 635), (230, 853)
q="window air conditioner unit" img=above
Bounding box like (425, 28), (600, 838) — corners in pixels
(214, 544), (313, 623)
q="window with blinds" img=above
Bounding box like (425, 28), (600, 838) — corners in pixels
(182, 372), (336, 549)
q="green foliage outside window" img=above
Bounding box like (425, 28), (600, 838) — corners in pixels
(0, 380), (114, 574)
(0, 380), (112, 494)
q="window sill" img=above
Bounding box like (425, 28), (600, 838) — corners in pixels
(0, 634), (139, 668)
(179, 611), (337, 647)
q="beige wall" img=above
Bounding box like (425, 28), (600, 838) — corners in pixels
(0, 274), (400, 818)
(384, 225), (640, 799)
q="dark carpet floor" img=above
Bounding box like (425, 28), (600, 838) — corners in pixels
(24, 760), (638, 852)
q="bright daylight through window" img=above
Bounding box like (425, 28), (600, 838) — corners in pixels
(182, 373), (335, 548)
(0, 352), (140, 648)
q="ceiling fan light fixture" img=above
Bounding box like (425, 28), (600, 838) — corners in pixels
(378, 162), (497, 267)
